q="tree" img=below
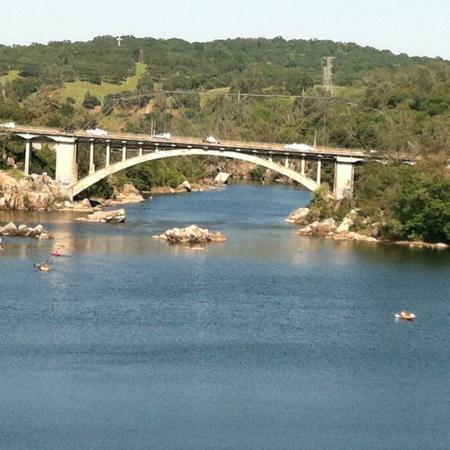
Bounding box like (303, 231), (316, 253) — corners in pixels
(82, 91), (100, 109)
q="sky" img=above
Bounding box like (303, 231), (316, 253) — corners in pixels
(0, 0), (449, 59)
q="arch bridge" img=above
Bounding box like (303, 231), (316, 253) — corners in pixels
(2, 125), (369, 199)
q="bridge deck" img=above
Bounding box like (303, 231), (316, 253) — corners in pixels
(3, 125), (369, 159)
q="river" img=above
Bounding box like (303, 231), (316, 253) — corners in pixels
(1, 183), (449, 449)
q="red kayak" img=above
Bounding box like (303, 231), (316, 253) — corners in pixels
(50, 251), (61, 257)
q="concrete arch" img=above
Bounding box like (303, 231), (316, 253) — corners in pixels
(70, 148), (319, 197)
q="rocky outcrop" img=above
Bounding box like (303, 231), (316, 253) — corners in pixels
(285, 207), (310, 224)
(0, 171), (69, 211)
(293, 208), (378, 244)
(154, 224), (227, 245)
(76, 208), (126, 223)
(54, 198), (93, 212)
(149, 181), (216, 195)
(290, 207), (448, 248)
(326, 231), (378, 242)
(214, 172), (231, 184)
(0, 222), (51, 239)
(181, 180), (192, 192)
(112, 184), (144, 204)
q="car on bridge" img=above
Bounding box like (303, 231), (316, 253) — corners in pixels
(153, 132), (171, 140)
(86, 127), (108, 137)
(203, 136), (220, 144)
(0, 121), (16, 129)
(283, 143), (314, 152)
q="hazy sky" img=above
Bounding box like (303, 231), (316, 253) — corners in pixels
(1, 0), (449, 59)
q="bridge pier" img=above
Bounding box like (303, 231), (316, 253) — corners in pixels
(284, 157), (289, 168)
(89, 139), (95, 175)
(301, 157), (306, 176)
(105, 140), (111, 167)
(17, 133), (38, 176)
(122, 141), (127, 161)
(333, 156), (359, 199)
(138, 142), (143, 157)
(316, 158), (322, 185)
(24, 140), (32, 176)
(54, 137), (78, 189)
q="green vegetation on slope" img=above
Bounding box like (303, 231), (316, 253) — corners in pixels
(0, 70), (21, 84)
(308, 163), (450, 243)
(60, 62), (147, 105)
(0, 36), (449, 241)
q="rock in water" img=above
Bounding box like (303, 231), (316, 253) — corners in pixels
(214, 172), (231, 185)
(76, 209), (126, 223)
(0, 222), (51, 239)
(0, 222), (17, 236)
(182, 180), (192, 192)
(285, 207), (310, 224)
(155, 224), (227, 245)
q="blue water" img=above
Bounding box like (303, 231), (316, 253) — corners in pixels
(0, 184), (449, 449)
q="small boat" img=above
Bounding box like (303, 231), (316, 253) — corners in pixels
(395, 311), (416, 321)
(33, 261), (50, 271)
(39, 263), (50, 272)
(50, 250), (61, 257)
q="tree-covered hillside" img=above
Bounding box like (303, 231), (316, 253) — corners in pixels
(0, 35), (444, 93)
(1, 35), (449, 157)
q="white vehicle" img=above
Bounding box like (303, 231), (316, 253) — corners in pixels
(153, 132), (171, 140)
(0, 121), (16, 129)
(203, 135), (220, 144)
(283, 143), (314, 152)
(86, 128), (108, 137)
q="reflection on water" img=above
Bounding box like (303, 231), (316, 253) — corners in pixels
(1, 183), (449, 450)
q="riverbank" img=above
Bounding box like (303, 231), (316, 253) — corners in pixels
(0, 169), (231, 212)
(286, 205), (449, 250)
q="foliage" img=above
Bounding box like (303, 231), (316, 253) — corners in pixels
(354, 163), (450, 243)
(307, 184), (335, 221)
(82, 91), (101, 109)
(249, 166), (266, 180)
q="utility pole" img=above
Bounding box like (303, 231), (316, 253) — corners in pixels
(322, 56), (335, 93)
(322, 57), (335, 145)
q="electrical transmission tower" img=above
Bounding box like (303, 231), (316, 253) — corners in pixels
(322, 56), (335, 92)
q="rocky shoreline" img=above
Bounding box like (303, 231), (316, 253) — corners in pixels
(286, 207), (449, 250)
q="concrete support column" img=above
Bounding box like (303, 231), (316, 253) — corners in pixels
(122, 141), (127, 161)
(284, 157), (289, 168)
(268, 155), (273, 162)
(138, 142), (143, 157)
(301, 157), (306, 175)
(105, 140), (111, 167)
(89, 139), (95, 175)
(24, 140), (31, 176)
(55, 139), (78, 189)
(316, 158), (322, 185)
(334, 156), (359, 199)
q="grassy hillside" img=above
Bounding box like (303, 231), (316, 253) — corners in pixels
(0, 70), (21, 84)
(59, 62), (147, 104)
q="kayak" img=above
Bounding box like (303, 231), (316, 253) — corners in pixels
(50, 251), (61, 257)
(395, 311), (416, 321)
